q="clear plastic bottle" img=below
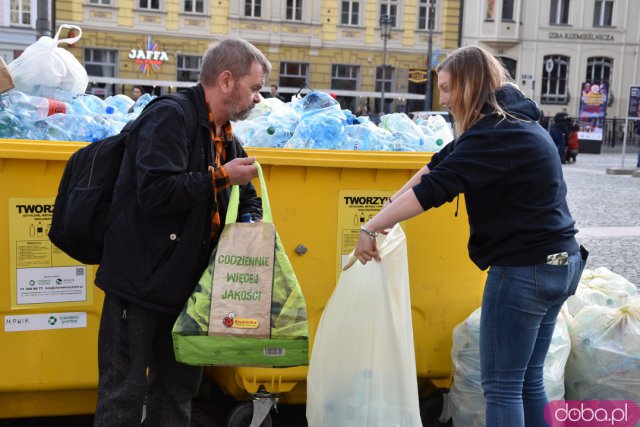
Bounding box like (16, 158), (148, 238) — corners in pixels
(266, 126), (294, 147)
(0, 110), (24, 138)
(104, 94), (135, 115)
(0, 91), (70, 122)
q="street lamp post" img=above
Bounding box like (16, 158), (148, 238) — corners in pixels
(424, 0), (436, 111)
(379, 14), (392, 114)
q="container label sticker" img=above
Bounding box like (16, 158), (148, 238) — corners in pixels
(4, 312), (87, 332)
(336, 190), (393, 276)
(9, 198), (90, 308)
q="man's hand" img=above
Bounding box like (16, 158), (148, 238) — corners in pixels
(225, 157), (258, 185)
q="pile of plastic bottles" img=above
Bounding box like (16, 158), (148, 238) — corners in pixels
(234, 91), (455, 152)
(0, 89), (155, 141)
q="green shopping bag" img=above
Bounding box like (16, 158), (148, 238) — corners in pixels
(172, 162), (309, 367)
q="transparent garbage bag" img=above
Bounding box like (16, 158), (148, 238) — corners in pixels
(8, 25), (88, 96)
(306, 224), (421, 427)
(566, 267), (638, 318)
(442, 305), (571, 426)
(565, 297), (640, 401)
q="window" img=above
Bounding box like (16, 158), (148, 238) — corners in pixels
(10, 0), (30, 25)
(586, 57), (612, 85)
(486, 0), (495, 19)
(177, 54), (202, 82)
(84, 48), (118, 77)
(245, 0), (261, 18)
(286, 0), (302, 21)
(502, 0), (514, 20)
(593, 0), (613, 26)
(341, 1), (360, 25)
(331, 65), (359, 91)
(89, 0), (111, 5)
(496, 56), (517, 80)
(379, 0), (398, 27)
(375, 65), (395, 93)
(139, 0), (160, 10)
(279, 62), (308, 89)
(541, 55), (569, 104)
(418, 0), (436, 30)
(549, 0), (570, 24)
(184, 0), (203, 13)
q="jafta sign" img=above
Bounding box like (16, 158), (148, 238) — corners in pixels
(129, 36), (169, 75)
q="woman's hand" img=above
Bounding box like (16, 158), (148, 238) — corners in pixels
(344, 230), (381, 270)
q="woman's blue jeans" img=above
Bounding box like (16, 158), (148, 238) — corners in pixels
(480, 252), (585, 427)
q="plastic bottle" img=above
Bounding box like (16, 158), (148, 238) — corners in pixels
(427, 114), (455, 145)
(0, 91), (70, 122)
(71, 94), (114, 115)
(266, 126), (294, 147)
(104, 94), (135, 115)
(0, 110), (24, 138)
(131, 93), (154, 114)
(240, 213), (254, 223)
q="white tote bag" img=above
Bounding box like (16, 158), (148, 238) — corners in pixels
(306, 224), (422, 427)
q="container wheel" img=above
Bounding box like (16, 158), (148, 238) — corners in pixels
(420, 392), (451, 427)
(225, 401), (273, 427)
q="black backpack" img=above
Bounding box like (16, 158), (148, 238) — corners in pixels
(49, 93), (196, 265)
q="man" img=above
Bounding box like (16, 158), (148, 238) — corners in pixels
(93, 38), (271, 426)
(269, 84), (285, 101)
(131, 85), (144, 101)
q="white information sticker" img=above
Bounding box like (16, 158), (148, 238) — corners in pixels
(17, 266), (87, 304)
(4, 312), (87, 332)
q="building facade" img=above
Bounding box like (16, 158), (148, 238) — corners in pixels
(462, 0), (640, 119)
(1, 0), (53, 64)
(48, 0), (462, 113)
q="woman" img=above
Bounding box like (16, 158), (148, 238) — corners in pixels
(350, 46), (587, 427)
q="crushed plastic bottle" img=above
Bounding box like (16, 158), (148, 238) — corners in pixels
(266, 126), (294, 148)
(0, 91), (70, 122)
(0, 110), (24, 138)
(104, 94), (135, 115)
(130, 93), (154, 114)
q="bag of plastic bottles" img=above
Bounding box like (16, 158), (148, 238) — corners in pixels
(441, 306), (571, 427)
(306, 224), (422, 427)
(565, 298), (640, 401)
(8, 24), (88, 97)
(565, 267), (638, 318)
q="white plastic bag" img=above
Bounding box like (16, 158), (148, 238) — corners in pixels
(566, 267), (638, 317)
(8, 25), (88, 96)
(565, 297), (640, 401)
(443, 305), (571, 427)
(306, 224), (421, 427)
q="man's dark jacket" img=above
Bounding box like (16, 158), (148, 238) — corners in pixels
(96, 84), (262, 314)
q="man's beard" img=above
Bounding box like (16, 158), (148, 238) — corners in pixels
(227, 87), (254, 121)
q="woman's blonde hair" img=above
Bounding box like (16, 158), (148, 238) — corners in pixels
(436, 46), (510, 135)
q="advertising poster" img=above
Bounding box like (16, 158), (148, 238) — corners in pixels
(9, 198), (92, 309)
(627, 86), (640, 119)
(577, 82), (609, 141)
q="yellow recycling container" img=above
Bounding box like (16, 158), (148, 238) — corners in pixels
(0, 139), (102, 418)
(205, 148), (486, 405)
(0, 139), (485, 418)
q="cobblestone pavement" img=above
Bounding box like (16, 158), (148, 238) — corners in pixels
(562, 150), (640, 286)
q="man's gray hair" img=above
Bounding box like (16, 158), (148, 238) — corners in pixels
(200, 38), (271, 85)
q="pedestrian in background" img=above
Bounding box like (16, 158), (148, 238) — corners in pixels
(93, 38), (270, 427)
(565, 124), (579, 163)
(349, 45), (587, 427)
(131, 85), (144, 101)
(269, 84), (285, 102)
